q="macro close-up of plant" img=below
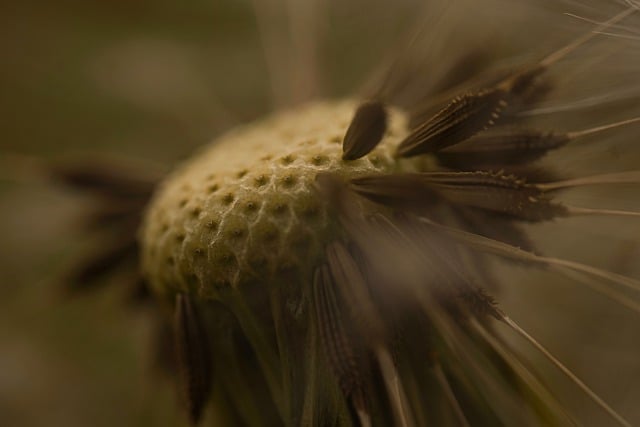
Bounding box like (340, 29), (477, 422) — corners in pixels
(1, 0), (640, 426)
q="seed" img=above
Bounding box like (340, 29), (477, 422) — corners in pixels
(173, 293), (212, 425)
(342, 100), (388, 161)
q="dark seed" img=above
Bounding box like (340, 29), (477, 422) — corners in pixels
(352, 171), (567, 222)
(49, 159), (158, 199)
(436, 130), (570, 169)
(417, 171), (568, 222)
(64, 238), (138, 293)
(397, 89), (508, 157)
(342, 100), (388, 161)
(82, 200), (146, 231)
(312, 266), (367, 413)
(457, 287), (503, 321)
(174, 293), (212, 425)
(350, 174), (437, 209)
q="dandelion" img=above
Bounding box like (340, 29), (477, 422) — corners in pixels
(17, 0), (640, 426)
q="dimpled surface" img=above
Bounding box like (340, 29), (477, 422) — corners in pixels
(140, 100), (419, 299)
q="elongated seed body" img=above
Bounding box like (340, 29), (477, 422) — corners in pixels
(140, 101), (424, 298)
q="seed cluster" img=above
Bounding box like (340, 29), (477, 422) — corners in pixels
(140, 101), (420, 298)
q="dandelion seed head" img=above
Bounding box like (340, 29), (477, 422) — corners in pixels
(141, 100), (420, 297)
(130, 4), (640, 424)
(19, 1), (640, 425)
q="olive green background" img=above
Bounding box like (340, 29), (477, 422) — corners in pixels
(1, 1), (639, 426)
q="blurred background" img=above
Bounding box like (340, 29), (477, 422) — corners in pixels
(1, 0), (639, 426)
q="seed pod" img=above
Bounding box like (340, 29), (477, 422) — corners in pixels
(342, 100), (388, 161)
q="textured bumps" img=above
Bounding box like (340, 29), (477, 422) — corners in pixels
(140, 101), (421, 299)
